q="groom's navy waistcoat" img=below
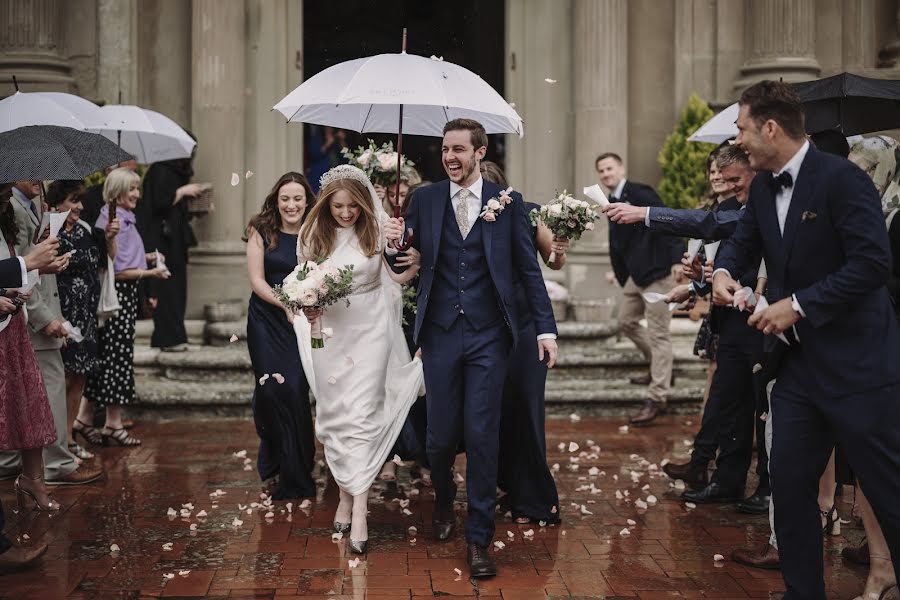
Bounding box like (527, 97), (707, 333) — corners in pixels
(428, 201), (502, 330)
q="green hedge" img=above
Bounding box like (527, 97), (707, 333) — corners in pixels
(657, 93), (717, 209)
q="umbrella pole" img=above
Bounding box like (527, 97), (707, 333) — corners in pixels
(394, 28), (413, 250)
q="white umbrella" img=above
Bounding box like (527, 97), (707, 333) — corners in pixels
(0, 91), (109, 133)
(273, 52), (523, 137)
(688, 102), (739, 144)
(91, 105), (195, 163)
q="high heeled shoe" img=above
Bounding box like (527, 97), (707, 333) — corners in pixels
(333, 521), (351, 534)
(821, 506), (840, 536)
(349, 539), (368, 554)
(15, 474), (60, 512)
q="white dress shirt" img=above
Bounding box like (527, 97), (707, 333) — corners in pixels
(449, 177), (484, 235)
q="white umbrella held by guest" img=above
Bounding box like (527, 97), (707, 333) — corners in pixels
(91, 104), (196, 163)
(687, 102), (739, 144)
(0, 89), (109, 133)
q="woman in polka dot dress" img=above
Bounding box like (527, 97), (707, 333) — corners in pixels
(77, 169), (169, 447)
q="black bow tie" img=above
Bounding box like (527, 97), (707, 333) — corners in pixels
(768, 171), (794, 193)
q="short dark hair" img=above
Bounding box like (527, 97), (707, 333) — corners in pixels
(715, 145), (751, 170)
(810, 129), (850, 158)
(595, 152), (623, 172)
(739, 80), (806, 140)
(45, 180), (85, 208)
(443, 118), (488, 150)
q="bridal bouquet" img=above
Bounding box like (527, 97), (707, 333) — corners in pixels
(530, 191), (601, 262)
(274, 261), (355, 348)
(341, 139), (416, 187)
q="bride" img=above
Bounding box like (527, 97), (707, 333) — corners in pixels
(294, 165), (423, 554)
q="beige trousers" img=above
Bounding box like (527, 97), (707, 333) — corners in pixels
(619, 275), (675, 403)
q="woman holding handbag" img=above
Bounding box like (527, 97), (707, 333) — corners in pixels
(46, 181), (119, 462)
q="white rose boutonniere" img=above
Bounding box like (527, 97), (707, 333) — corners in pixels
(480, 187), (514, 222)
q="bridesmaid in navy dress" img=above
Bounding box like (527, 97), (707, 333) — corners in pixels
(481, 161), (569, 524)
(243, 172), (317, 500)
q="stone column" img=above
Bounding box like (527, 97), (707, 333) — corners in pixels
(843, 0), (876, 71)
(568, 0), (628, 300)
(878, 0), (900, 68)
(96, 0), (138, 103)
(186, 0), (248, 317)
(733, 0), (820, 92)
(0, 0), (73, 94)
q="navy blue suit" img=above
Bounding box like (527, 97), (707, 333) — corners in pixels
(401, 179), (556, 547)
(648, 206), (743, 240)
(716, 147), (900, 599)
(1, 257), (23, 288)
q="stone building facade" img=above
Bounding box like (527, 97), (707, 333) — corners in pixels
(2, 0), (899, 316)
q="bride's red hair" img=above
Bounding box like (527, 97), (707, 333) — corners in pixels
(299, 178), (380, 261)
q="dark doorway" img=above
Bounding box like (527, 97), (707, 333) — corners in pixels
(302, 0), (506, 190)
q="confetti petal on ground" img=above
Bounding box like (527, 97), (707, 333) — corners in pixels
(110, 544), (120, 553)
(196, 510), (207, 518)
(685, 502), (697, 509)
(635, 499), (648, 509)
(647, 495), (658, 504)
(507, 530), (515, 539)
(166, 507), (177, 517)
(619, 528), (631, 536)
(178, 570), (191, 576)
(265, 511), (274, 518)
(299, 499), (311, 509)
(233, 450), (247, 458)
(162, 543), (174, 551)
(551, 505), (558, 514)
(619, 425), (629, 434)
(569, 412), (581, 422)
(349, 557), (360, 568)
(392, 454), (402, 465)
(580, 505), (593, 515)
(231, 173), (240, 186)
(232, 518), (243, 527)
(588, 467), (600, 476)
(760, 412), (768, 422)
(189, 523), (198, 531)
(454, 567), (462, 575)
(401, 508), (413, 516)
(568, 442), (579, 452)
(714, 553), (725, 562)
(331, 532), (343, 541)
(454, 472), (464, 483)
(523, 529), (535, 537)
(408, 526), (417, 535)
(163, 573), (175, 580)
(660, 458), (670, 467)
(493, 541), (506, 550)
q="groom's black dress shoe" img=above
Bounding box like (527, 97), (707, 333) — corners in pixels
(433, 481), (457, 542)
(467, 543), (496, 578)
(737, 491), (771, 515)
(681, 482), (742, 504)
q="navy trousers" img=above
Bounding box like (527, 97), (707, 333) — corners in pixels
(771, 350), (900, 600)
(421, 317), (511, 548)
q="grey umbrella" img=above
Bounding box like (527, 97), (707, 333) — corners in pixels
(0, 125), (133, 182)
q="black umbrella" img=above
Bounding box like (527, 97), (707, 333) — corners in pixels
(790, 72), (900, 136)
(0, 125), (133, 182)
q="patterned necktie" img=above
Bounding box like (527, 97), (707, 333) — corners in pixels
(456, 189), (471, 238)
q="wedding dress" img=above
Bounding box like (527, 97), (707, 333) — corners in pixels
(294, 172), (424, 496)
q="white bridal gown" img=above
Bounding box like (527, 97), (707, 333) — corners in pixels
(294, 224), (424, 495)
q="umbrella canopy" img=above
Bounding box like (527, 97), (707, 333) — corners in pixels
(0, 91), (108, 133)
(687, 102), (739, 144)
(0, 125), (133, 182)
(790, 72), (900, 135)
(91, 105), (196, 163)
(273, 52), (523, 137)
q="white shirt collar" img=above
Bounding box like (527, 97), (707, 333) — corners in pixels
(450, 176), (484, 202)
(611, 179), (626, 200)
(774, 140), (810, 180)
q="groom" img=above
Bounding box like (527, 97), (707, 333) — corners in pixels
(385, 118), (558, 578)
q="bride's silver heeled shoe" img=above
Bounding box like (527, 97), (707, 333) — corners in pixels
(333, 521), (351, 534)
(349, 539), (368, 554)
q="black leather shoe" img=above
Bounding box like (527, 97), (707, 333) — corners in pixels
(662, 460), (709, 490)
(433, 481), (457, 542)
(681, 482), (742, 504)
(467, 543), (496, 578)
(629, 399), (667, 426)
(737, 492), (771, 515)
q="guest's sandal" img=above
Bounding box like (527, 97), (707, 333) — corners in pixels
(102, 427), (142, 447)
(72, 418), (103, 446)
(821, 506), (840, 536)
(67, 442), (95, 460)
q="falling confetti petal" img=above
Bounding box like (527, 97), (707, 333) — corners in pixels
(760, 412), (768, 422)
(544, 78), (557, 83)
(245, 170), (254, 179)
(110, 544), (120, 553)
(229, 334), (239, 343)
(674, 479), (686, 490)
(21, 534), (29, 541)
(392, 454), (402, 465)
(327, 376), (337, 385)
(231, 173), (240, 186)
(258, 374), (269, 385)
(273, 373), (285, 384)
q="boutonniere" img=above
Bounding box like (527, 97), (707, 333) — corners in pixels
(801, 211), (817, 222)
(480, 187), (514, 222)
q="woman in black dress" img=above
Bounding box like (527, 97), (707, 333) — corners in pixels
(481, 161), (568, 524)
(243, 172), (317, 500)
(139, 155), (209, 352)
(46, 181), (119, 461)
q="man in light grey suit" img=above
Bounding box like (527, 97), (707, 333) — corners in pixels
(0, 180), (103, 486)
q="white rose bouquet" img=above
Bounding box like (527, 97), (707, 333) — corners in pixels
(530, 190), (602, 262)
(274, 261), (355, 348)
(341, 139), (415, 187)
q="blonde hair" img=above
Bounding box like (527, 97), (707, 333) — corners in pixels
(103, 168), (141, 205)
(299, 178), (380, 261)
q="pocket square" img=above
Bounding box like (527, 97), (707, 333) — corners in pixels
(801, 211), (817, 221)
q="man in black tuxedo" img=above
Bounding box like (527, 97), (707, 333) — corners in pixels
(714, 81), (900, 599)
(597, 153), (684, 425)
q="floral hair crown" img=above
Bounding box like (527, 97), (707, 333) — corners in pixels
(319, 164), (372, 191)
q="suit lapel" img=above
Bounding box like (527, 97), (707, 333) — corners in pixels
(781, 150), (818, 262)
(14, 193), (40, 228)
(431, 180), (451, 259)
(481, 181), (493, 264)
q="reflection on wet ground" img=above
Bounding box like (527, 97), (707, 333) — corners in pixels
(0, 416), (866, 598)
